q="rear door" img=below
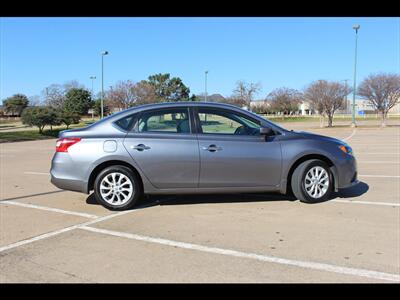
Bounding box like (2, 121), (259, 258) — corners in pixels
(195, 107), (282, 188)
(123, 107), (199, 189)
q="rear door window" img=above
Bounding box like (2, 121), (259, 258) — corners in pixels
(137, 108), (191, 134)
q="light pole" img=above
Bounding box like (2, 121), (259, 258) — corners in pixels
(89, 76), (96, 119)
(101, 51), (109, 119)
(342, 79), (349, 113)
(351, 25), (360, 127)
(204, 70), (208, 102)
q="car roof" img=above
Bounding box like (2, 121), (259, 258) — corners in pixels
(125, 101), (243, 111)
(90, 101), (286, 133)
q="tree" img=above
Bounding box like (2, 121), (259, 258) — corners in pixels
(3, 94), (29, 116)
(59, 111), (80, 129)
(304, 80), (351, 127)
(94, 98), (110, 117)
(223, 96), (247, 107)
(231, 81), (261, 110)
(106, 80), (137, 110)
(133, 80), (158, 105)
(21, 107), (59, 133)
(43, 84), (66, 109)
(357, 73), (400, 127)
(267, 88), (302, 115)
(63, 88), (93, 115)
(43, 81), (84, 109)
(146, 73), (190, 101)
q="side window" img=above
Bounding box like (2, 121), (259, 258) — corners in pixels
(198, 108), (261, 136)
(138, 108), (191, 134)
(114, 115), (135, 131)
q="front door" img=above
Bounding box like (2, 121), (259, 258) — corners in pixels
(195, 107), (282, 188)
(123, 107), (199, 189)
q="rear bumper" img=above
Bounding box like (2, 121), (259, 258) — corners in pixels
(50, 153), (89, 194)
(50, 173), (88, 193)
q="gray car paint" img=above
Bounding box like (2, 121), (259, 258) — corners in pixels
(50, 101), (358, 196)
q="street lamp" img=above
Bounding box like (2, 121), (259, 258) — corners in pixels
(351, 25), (360, 127)
(101, 51), (109, 119)
(89, 76), (96, 99)
(341, 79), (349, 113)
(204, 71), (209, 102)
(89, 76), (96, 119)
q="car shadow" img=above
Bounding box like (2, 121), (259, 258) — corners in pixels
(85, 181), (369, 208)
(332, 181), (369, 199)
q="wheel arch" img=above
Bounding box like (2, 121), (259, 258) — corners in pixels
(87, 160), (144, 194)
(284, 154), (338, 194)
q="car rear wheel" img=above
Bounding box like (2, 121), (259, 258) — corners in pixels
(291, 159), (333, 203)
(94, 165), (141, 210)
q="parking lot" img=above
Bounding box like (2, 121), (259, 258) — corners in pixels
(0, 122), (399, 283)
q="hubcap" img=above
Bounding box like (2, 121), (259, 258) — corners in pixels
(100, 172), (134, 206)
(304, 166), (329, 199)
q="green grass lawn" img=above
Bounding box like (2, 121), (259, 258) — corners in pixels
(0, 129), (64, 143)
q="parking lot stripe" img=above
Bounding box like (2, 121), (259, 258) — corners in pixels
(342, 129), (357, 142)
(357, 161), (400, 164)
(359, 174), (400, 178)
(331, 200), (399, 207)
(0, 201), (157, 254)
(356, 153), (400, 155)
(80, 226), (400, 282)
(24, 171), (49, 175)
(0, 200), (99, 219)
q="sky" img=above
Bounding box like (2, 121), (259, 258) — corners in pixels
(0, 17), (399, 104)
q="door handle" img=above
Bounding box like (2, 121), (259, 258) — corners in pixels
(131, 144), (151, 151)
(202, 144), (223, 152)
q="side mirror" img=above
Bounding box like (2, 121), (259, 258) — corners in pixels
(260, 127), (273, 136)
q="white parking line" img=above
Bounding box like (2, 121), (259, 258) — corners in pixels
(342, 129), (357, 142)
(356, 153), (400, 155)
(357, 161), (400, 164)
(359, 174), (400, 178)
(0, 200), (99, 219)
(0, 201), (157, 254)
(24, 171), (49, 176)
(331, 200), (399, 207)
(80, 226), (400, 282)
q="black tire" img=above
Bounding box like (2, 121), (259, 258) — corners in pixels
(94, 165), (142, 211)
(291, 159), (333, 203)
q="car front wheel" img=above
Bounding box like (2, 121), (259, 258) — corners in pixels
(94, 165), (141, 210)
(291, 159), (333, 203)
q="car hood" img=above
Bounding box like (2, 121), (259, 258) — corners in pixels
(293, 131), (346, 145)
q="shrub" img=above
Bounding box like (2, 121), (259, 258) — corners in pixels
(21, 107), (60, 133)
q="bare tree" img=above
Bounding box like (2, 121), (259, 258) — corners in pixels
(43, 80), (85, 109)
(106, 80), (137, 111)
(304, 80), (351, 127)
(43, 84), (65, 109)
(267, 87), (302, 116)
(357, 73), (400, 127)
(133, 80), (158, 105)
(232, 80), (261, 110)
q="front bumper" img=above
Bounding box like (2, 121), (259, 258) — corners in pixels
(336, 155), (359, 189)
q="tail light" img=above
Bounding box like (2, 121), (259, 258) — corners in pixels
(56, 138), (81, 152)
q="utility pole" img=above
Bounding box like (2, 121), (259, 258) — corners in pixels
(101, 51), (109, 119)
(204, 70), (208, 102)
(351, 25), (360, 127)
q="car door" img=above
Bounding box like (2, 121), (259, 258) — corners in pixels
(123, 107), (199, 189)
(195, 107), (282, 188)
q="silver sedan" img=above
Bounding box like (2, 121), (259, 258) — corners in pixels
(50, 102), (358, 210)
